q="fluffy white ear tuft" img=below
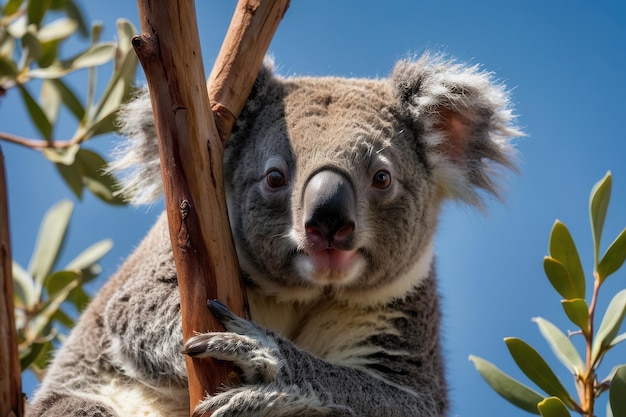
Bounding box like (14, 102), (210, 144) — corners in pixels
(392, 54), (524, 207)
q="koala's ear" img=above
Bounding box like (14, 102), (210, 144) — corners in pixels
(392, 54), (523, 207)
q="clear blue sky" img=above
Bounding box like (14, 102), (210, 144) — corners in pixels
(2, 1), (625, 416)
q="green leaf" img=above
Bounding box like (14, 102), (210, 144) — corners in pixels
(51, 308), (74, 328)
(549, 221), (585, 299)
(537, 397), (572, 417)
(27, 273), (79, 340)
(543, 257), (579, 300)
(64, 239), (113, 271)
(610, 332), (626, 348)
(505, 337), (576, 409)
(54, 160), (83, 199)
(42, 143), (79, 165)
(37, 17), (78, 42)
(51, 78), (85, 120)
(44, 270), (80, 298)
(469, 355), (543, 414)
(532, 317), (584, 374)
(65, 0), (88, 37)
(28, 42), (116, 79)
(19, 341), (46, 371)
(18, 84), (52, 140)
(66, 285), (90, 311)
(27, 199), (73, 289)
(597, 228), (626, 283)
(12, 261), (35, 308)
(27, 0), (52, 27)
(590, 171), (612, 266)
(610, 365), (626, 417)
(2, 0), (24, 16)
(561, 299), (590, 334)
(40, 79), (61, 125)
(592, 289), (626, 362)
(0, 55), (19, 80)
(21, 29), (42, 64)
(76, 148), (126, 204)
(37, 39), (59, 68)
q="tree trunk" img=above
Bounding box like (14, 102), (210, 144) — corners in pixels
(0, 146), (24, 417)
(132, 0), (288, 414)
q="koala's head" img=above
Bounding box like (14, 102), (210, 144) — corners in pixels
(222, 55), (521, 302)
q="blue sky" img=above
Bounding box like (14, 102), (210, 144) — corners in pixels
(2, 1), (626, 416)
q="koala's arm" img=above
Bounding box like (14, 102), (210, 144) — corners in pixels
(184, 275), (446, 417)
(27, 214), (190, 417)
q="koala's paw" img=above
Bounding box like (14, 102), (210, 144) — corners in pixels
(183, 300), (282, 384)
(193, 385), (355, 417)
(184, 301), (356, 417)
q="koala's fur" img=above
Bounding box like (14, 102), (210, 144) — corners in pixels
(28, 54), (521, 417)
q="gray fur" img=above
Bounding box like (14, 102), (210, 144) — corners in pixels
(28, 54), (521, 417)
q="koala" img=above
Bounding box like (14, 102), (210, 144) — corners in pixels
(27, 54), (521, 417)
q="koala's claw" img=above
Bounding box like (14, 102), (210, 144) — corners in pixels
(208, 299), (237, 324)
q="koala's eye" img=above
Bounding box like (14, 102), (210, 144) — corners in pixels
(372, 170), (392, 189)
(266, 169), (287, 188)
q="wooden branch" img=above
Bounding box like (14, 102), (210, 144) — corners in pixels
(133, 0), (287, 414)
(0, 146), (24, 417)
(208, 0), (289, 141)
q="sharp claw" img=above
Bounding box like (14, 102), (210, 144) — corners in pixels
(182, 337), (206, 357)
(208, 299), (236, 322)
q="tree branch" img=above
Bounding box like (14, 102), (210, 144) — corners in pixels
(132, 0), (287, 414)
(0, 146), (24, 417)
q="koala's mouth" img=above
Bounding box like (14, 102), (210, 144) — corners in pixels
(295, 248), (363, 285)
(308, 248), (357, 272)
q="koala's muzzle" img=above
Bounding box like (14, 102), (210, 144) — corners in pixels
(303, 169), (356, 251)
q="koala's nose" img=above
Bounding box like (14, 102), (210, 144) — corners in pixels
(303, 169), (356, 250)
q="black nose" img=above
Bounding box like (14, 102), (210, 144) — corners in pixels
(302, 169), (356, 250)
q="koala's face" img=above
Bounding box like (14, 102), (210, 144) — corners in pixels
(226, 76), (435, 296)
(223, 58), (518, 299)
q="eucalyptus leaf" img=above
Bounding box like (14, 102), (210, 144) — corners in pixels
(115, 19), (137, 58)
(42, 143), (79, 165)
(65, 0), (88, 37)
(597, 227), (626, 283)
(543, 257), (578, 300)
(537, 397), (572, 417)
(27, 0), (52, 27)
(12, 261), (35, 308)
(76, 148), (126, 204)
(28, 42), (116, 79)
(51, 78), (85, 120)
(52, 308), (74, 328)
(37, 17), (78, 42)
(0, 55), (19, 80)
(532, 317), (584, 374)
(54, 160), (83, 199)
(610, 365), (626, 417)
(19, 341), (46, 371)
(21, 30), (42, 63)
(27, 273), (79, 340)
(40, 79), (61, 125)
(18, 84), (52, 140)
(590, 171), (612, 266)
(469, 355), (543, 414)
(92, 46), (138, 123)
(64, 239), (113, 271)
(27, 199), (73, 290)
(2, 0), (24, 16)
(561, 299), (590, 334)
(505, 337), (576, 409)
(66, 285), (90, 312)
(44, 270), (80, 298)
(609, 332), (626, 348)
(37, 39), (59, 68)
(592, 289), (626, 362)
(549, 221), (585, 299)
